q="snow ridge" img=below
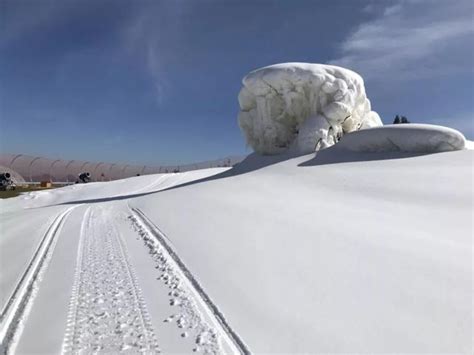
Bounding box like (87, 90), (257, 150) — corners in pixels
(0, 206), (77, 355)
(129, 207), (250, 355)
(61, 206), (159, 354)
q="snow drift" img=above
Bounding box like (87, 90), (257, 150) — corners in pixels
(336, 124), (466, 153)
(238, 63), (382, 155)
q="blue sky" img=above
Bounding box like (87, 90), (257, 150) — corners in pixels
(1, 0), (473, 165)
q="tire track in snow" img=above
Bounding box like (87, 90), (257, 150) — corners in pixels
(129, 207), (250, 355)
(61, 206), (160, 354)
(0, 206), (78, 355)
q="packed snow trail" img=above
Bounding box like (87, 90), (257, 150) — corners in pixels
(61, 206), (160, 354)
(0, 206), (78, 355)
(129, 207), (250, 355)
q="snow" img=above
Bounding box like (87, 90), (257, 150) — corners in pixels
(465, 139), (474, 150)
(238, 63), (382, 155)
(1, 139), (472, 353)
(336, 123), (466, 153)
(129, 150), (472, 353)
(0, 168), (228, 214)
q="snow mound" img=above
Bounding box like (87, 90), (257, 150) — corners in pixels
(335, 124), (466, 153)
(238, 62), (382, 155)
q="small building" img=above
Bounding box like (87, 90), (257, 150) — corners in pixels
(40, 181), (52, 188)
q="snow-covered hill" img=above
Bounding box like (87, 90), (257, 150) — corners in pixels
(0, 127), (472, 354)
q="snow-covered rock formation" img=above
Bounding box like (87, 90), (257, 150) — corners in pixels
(238, 63), (382, 155)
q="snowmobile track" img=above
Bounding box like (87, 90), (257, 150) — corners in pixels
(61, 206), (160, 354)
(0, 206), (78, 355)
(130, 207), (251, 355)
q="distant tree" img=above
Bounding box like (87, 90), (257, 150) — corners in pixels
(401, 116), (410, 123)
(393, 115), (401, 124)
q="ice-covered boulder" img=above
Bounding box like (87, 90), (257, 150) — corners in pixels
(336, 124), (466, 153)
(238, 63), (382, 155)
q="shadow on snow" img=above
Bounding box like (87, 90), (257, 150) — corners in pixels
(49, 148), (432, 206)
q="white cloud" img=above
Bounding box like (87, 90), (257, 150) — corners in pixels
(383, 4), (402, 16)
(330, 0), (474, 82)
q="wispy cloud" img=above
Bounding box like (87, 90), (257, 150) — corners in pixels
(121, 0), (192, 106)
(330, 0), (474, 137)
(330, 0), (474, 82)
(147, 42), (167, 106)
(2, 0), (184, 107)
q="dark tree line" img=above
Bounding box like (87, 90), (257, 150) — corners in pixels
(393, 115), (410, 124)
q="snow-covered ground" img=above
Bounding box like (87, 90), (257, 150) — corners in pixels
(1, 127), (473, 354)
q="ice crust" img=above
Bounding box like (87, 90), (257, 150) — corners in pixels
(238, 63), (382, 154)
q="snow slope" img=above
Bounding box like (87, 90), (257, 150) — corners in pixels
(130, 150), (473, 353)
(0, 133), (472, 353)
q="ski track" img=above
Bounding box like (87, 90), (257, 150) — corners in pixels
(61, 206), (160, 354)
(132, 172), (186, 196)
(0, 206), (78, 355)
(128, 206), (250, 355)
(131, 174), (171, 195)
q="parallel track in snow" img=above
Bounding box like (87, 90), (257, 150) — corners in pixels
(130, 207), (251, 355)
(61, 206), (160, 354)
(0, 206), (78, 355)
